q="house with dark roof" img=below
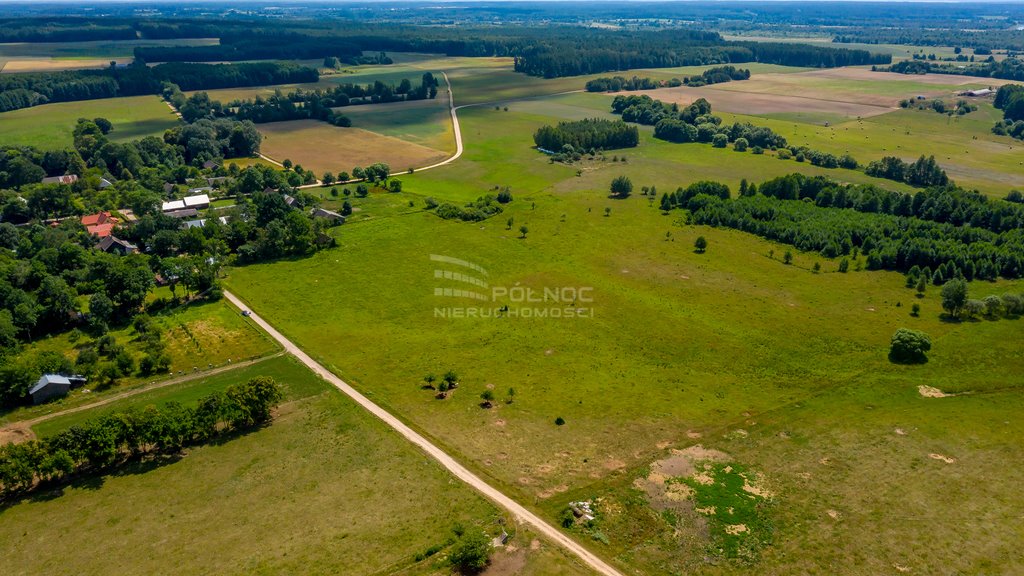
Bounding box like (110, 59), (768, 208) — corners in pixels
(202, 160), (219, 170)
(165, 208), (199, 219)
(96, 236), (138, 255)
(311, 207), (345, 225)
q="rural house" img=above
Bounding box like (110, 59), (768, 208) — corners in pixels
(40, 174), (79, 185)
(81, 211), (118, 238)
(311, 207), (345, 225)
(96, 235), (138, 255)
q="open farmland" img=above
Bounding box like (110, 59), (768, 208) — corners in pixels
(0, 38), (219, 73)
(225, 94), (1024, 574)
(0, 95), (179, 149)
(0, 355), (591, 576)
(258, 120), (448, 174)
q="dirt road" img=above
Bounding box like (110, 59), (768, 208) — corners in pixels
(223, 290), (622, 576)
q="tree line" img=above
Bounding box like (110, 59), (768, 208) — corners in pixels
(584, 67), (750, 93)
(533, 118), (639, 153)
(864, 156), (949, 188)
(0, 376), (283, 498)
(884, 58), (1024, 82)
(659, 175), (1024, 282)
(993, 84), (1024, 141)
(0, 62), (318, 113)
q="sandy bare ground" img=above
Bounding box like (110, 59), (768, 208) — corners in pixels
(624, 85), (894, 119)
(222, 290), (625, 576)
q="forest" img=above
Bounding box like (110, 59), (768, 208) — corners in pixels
(993, 84), (1024, 141)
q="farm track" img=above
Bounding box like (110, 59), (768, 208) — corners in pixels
(223, 290), (623, 576)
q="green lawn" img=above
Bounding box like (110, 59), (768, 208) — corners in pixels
(0, 95), (180, 150)
(1, 355), (592, 575)
(223, 94), (1024, 574)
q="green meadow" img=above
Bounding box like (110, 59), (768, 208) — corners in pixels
(0, 355), (592, 575)
(225, 89), (1024, 573)
(0, 95), (180, 149)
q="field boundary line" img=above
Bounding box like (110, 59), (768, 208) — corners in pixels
(223, 289), (623, 576)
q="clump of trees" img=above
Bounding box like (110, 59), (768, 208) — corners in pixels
(533, 118), (639, 153)
(584, 67), (750, 93)
(434, 195), (506, 222)
(0, 376), (283, 497)
(888, 328), (931, 364)
(992, 84), (1024, 140)
(865, 155), (949, 188)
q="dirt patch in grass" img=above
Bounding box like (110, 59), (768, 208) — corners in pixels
(0, 423), (35, 445)
(258, 120), (447, 175)
(929, 453), (956, 464)
(482, 547), (528, 576)
(918, 385), (954, 398)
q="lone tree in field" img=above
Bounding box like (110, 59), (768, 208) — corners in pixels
(519, 225), (528, 239)
(941, 278), (968, 318)
(480, 389), (495, 407)
(449, 530), (491, 574)
(507, 216), (514, 230)
(783, 250), (793, 265)
(694, 236), (708, 253)
(443, 370), (459, 388)
(888, 328), (932, 364)
(610, 175), (633, 198)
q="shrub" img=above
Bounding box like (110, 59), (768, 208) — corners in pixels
(888, 328), (932, 364)
(448, 530), (491, 574)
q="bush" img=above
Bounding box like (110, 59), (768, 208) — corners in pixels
(733, 137), (748, 152)
(888, 328), (932, 364)
(776, 148), (792, 160)
(712, 133), (728, 148)
(448, 530), (491, 574)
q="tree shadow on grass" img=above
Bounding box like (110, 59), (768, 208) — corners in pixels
(0, 424), (267, 512)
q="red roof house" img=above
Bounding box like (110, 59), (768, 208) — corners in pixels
(81, 212), (118, 238)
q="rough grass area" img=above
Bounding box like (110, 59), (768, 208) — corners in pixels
(1, 298), (278, 426)
(258, 119), (448, 174)
(682, 463), (773, 562)
(0, 356), (506, 576)
(0, 95), (180, 149)
(224, 90), (1024, 575)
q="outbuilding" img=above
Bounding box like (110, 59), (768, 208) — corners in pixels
(30, 374), (72, 404)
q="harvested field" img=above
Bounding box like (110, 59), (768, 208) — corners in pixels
(257, 120), (448, 174)
(623, 85), (893, 119)
(805, 67), (1021, 87)
(1, 58), (131, 73)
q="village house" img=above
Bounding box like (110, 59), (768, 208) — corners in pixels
(40, 174), (79, 185)
(81, 211), (118, 238)
(96, 235), (138, 255)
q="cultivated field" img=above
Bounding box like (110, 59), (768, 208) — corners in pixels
(258, 120), (448, 174)
(0, 95), (180, 149)
(0, 355), (592, 576)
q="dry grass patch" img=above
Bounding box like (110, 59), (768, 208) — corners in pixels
(622, 85), (892, 119)
(258, 120), (448, 174)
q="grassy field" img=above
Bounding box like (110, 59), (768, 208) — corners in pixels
(258, 120), (448, 175)
(341, 97), (455, 153)
(0, 95), (180, 149)
(1, 298), (278, 427)
(223, 91), (1024, 574)
(0, 355), (592, 576)
(0, 38), (218, 73)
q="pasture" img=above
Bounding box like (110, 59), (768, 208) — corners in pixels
(224, 92), (1024, 574)
(0, 95), (179, 149)
(258, 120), (448, 175)
(0, 355), (590, 576)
